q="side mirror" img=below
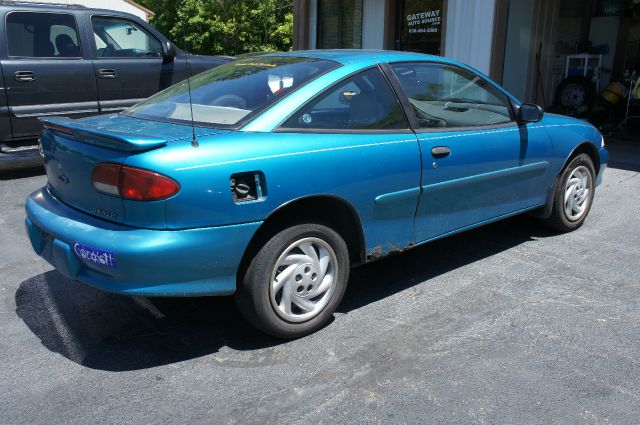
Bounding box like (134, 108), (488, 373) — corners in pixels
(518, 103), (544, 123)
(163, 41), (177, 61)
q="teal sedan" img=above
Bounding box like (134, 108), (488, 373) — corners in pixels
(25, 50), (607, 338)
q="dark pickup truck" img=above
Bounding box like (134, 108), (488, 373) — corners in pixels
(0, 1), (231, 169)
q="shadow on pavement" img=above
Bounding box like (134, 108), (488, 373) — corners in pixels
(341, 215), (557, 312)
(0, 165), (45, 180)
(605, 138), (640, 172)
(15, 215), (558, 372)
(15, 272), (277, 372)
(607, 159), (640, 173)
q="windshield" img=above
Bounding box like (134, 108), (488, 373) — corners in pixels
(125, 56), (340, 128)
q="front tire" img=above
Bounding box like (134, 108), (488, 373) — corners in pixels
(547, 153), (596, 232)
(235, 223), (350, 339)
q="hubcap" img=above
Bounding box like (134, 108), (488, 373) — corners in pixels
(270, 237), (337, 323)
(564, 165), (592, 221)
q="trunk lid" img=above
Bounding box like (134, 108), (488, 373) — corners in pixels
(39, 114), (202, 224)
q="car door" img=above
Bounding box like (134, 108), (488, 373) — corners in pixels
(90, 15), (187, 113)
(0, 64), (12, 144)
(1, 10), (98, 140)
(387, 61), (553, 243)
(277, 66), (422, 255)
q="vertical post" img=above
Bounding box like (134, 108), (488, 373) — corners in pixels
(580, 0), (595, 44)
(489, 0), (509, 83)
(293, 0), (311, 50)
(384, 0), (397, 50)
(439, 0), (448, 56)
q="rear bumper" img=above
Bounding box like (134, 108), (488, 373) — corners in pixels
(25, 188), (261, 296)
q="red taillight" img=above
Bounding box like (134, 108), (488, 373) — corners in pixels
(91, 163), (121, 196)
(92, 163), (180, 201)
(120, 166), (180, 201)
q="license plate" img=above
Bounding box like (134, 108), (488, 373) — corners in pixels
(73, 242), (116, 269)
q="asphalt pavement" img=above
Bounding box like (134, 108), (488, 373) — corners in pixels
(1, 141), (639, 424)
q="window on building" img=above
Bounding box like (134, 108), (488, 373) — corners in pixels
(390, 62), (514, 129)
(317, 0), (363, 49)
(6, 12), (81, 58)
(92, 17), (162, 58)
(281, 67), (408, 130)
(395, 0), (444, 54)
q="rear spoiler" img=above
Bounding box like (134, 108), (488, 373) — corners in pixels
(40, 117), (168, 153)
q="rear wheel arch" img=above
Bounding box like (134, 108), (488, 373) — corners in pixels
(237, 195), (366, 285)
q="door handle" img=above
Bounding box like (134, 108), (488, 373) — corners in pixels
(98, 69), (117, 79)
(431, 146), (451, 158)
(14, 70), (36, 82)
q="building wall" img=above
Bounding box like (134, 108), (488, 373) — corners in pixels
(525, 0), (561, 107)
(300, 0), (504, 79)
(24, 0), (152, 21)
(443, 0), (496, 75)
(502, 0), (535, 100)
(362, 0), (386, 49)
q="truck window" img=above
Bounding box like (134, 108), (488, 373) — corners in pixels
(6, 12), (81, 58)
(92, 17), (163, 58)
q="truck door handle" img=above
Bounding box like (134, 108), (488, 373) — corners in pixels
(14, 70), (36, 82)
(98, 69), (117, 79)
(431, 146), (451, 158)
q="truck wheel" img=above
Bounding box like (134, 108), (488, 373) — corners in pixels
(554, 76), (596, 117)
(235, 223), (349, 339)
(547, 153), (596, 232)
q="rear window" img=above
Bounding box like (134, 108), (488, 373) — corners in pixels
(125, 56), (340, 128)
(6, 12), (81, 58)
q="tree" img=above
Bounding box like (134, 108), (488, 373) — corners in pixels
(138, 0), (294, 56)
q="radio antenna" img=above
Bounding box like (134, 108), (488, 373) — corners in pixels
(185, 44), (199, 148)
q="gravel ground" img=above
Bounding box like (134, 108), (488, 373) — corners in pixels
(1, 141), (639, 424)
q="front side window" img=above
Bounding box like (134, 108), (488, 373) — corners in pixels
(6, 12), (81, 58)
(390, 62), (514, 129)
(92, 17), (162, 58)
(281, 67), (408, 131)
(126, 56), (340, 127)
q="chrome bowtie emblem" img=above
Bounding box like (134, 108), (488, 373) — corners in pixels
(57, 173), (69, 184)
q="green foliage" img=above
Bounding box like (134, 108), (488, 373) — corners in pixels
(138, 0), (294, 56)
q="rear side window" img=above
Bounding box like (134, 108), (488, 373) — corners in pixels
(92, 17), (163, 58)
(390, 62), (514, 129)
(126, 56), (340, 128)
(281, 67), (408, 131)
(6, 12), (81, 58)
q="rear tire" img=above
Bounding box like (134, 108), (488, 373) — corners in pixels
(546, 153), (596, 232)
(235, 223), (350, 339)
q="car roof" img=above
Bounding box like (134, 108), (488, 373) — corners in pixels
(0, 1), (140, 19)
(263, 49), (457, 67)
